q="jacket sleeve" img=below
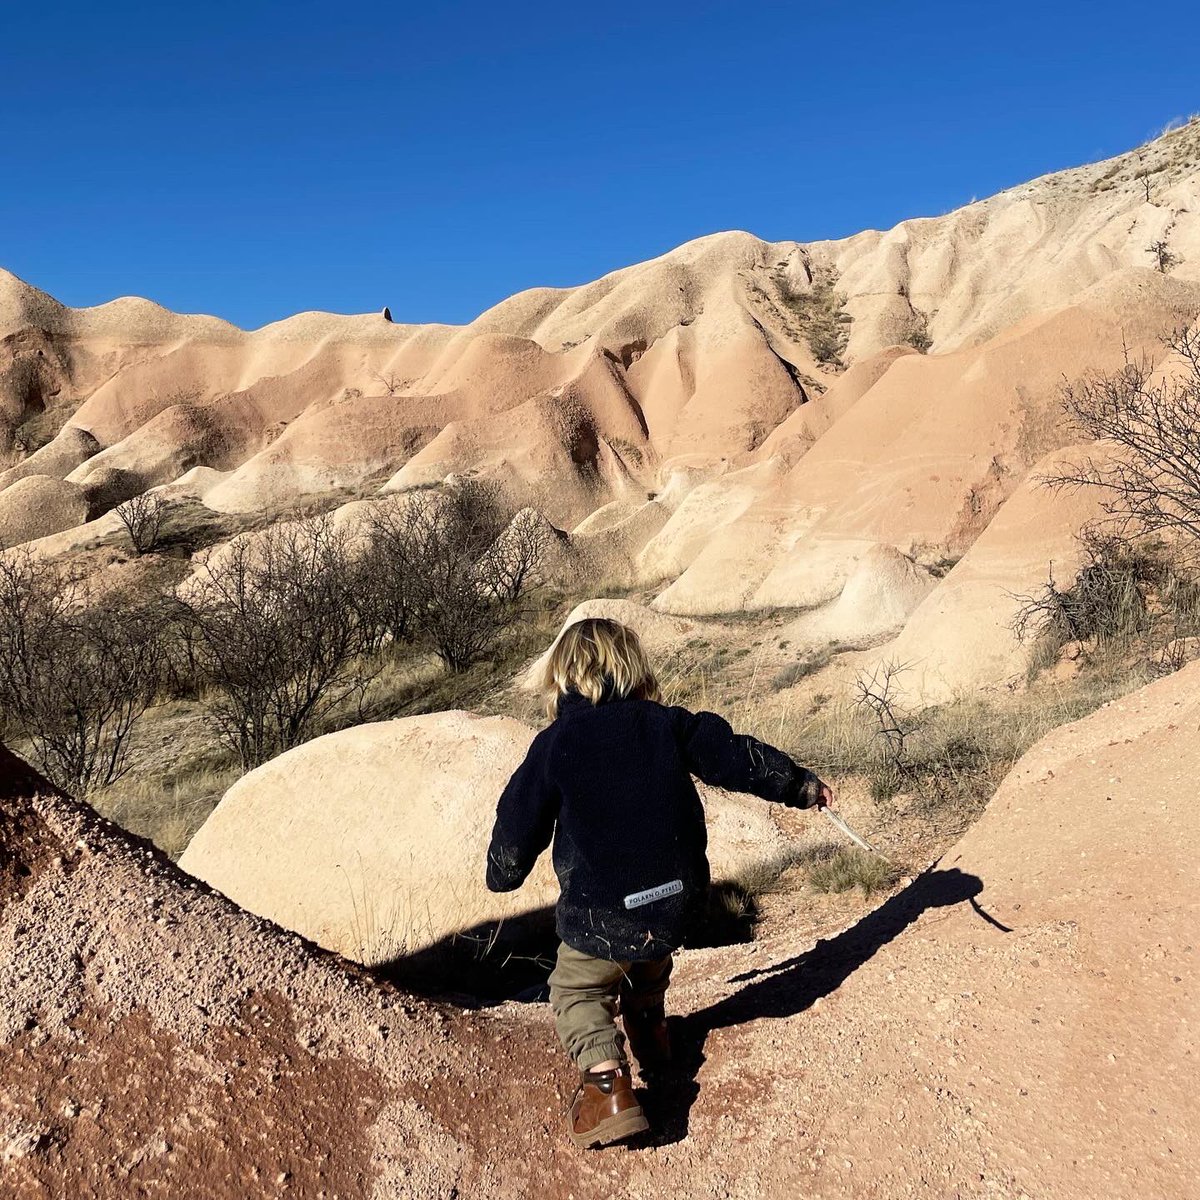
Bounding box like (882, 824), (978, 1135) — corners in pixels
(669, 706), (821, 808)
(485, 730), (560, 893)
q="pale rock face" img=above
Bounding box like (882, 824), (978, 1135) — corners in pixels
(0, 122), (1189, 543)
(877, 446), (1108, 702)
(795, 543), (936, 645)
(0, 425), (100, 489)
(0, 474), (90, 544)
(650, 270), (1195, 618)
(2, 122), (1200, 706)
(179, 709), (788, 964)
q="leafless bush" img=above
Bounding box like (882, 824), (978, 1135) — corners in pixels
(0, 551), (163, 791)
(1146, 239), (1179, 273)
(478, 507), (549, 603)
(181, 515), (374, 768)
(853, 660), (920, 799)
(359, 480), (544, 672)
(1012, 533), (1200, 676)
(115, 491), (168, 554)
(369, 370), (409, 396)
(354, 501), (427, 655)
(1047, 327), (1200, 549)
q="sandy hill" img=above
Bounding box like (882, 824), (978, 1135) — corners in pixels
(2, 658), (1195, 1198)
(2, 120), (1200, 696)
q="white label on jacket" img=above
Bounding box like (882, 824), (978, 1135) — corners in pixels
(624, 879), (684, 909)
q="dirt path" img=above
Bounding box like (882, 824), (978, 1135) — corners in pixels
(2, 663), (1197, 1199)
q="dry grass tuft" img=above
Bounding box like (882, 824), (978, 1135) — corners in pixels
(93, 759), (242, 860)
(806, 848), (899, 896)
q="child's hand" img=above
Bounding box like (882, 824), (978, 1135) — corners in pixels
(796, 771), (835, 809)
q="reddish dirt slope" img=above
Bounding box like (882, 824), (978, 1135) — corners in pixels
(3, 663), (1198, 1199)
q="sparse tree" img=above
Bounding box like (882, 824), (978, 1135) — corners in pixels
(1046, 327), (1200, 549)
(181, 515), (372, 768)
(401, 479), (520, 671)
(0, 551), (163, 791)
(115, 491), (169, 554)
(477, 507), (549, 602)
(1146, 239), (1178, 273)
(355, 482), (546, 672)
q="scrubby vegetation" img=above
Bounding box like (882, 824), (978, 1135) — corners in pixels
(904, 311), (933, 353)
(770, 641), (851, 691)
(0, 478), (549, 789)
(115, 491), (169, 555)
(807, 847), (898, 896)
(0, 551), (165, 792)
(1013, 535), (1200, 678)
(95, 752), (241, 859)
(779, 264), (852, 367)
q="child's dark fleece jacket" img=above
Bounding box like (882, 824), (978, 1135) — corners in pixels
(485, 690), (821, 961)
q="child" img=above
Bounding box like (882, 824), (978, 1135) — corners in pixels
(485, 617), (833, 1149)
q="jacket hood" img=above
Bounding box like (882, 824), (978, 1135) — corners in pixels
(557, 680), (627, 712)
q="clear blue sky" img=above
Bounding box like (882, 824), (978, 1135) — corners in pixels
(2, 1), (1197, 329)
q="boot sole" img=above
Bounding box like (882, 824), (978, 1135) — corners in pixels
(569, 1105), (649, 1149)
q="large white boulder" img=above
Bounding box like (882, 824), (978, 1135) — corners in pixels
(180, 709), (789, 965)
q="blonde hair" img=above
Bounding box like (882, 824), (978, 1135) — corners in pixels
(543, 618), (662, 718)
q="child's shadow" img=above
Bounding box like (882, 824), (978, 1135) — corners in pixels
(638, 866), (1002, 1146)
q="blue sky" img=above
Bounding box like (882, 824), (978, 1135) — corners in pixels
(2, 1), (1197, 329)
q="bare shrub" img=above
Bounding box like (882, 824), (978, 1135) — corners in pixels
(181, 515), (373, 768)
(853, 660), (920, 800)
(1012, 534), (1200, 676)
(1146, 239), (1179, 273)
(413, 481), (515, 671)
(364, 480), (544, 672)
(478, 507), (550, 603)
(115, 491), (168, 554)
(0, 551), (163, 791)
(355, 501), (428, 655)
(1048, 328), (1200, 548)
(369, 370), (408, 396)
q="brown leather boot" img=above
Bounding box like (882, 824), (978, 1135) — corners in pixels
(622, 1005), (672, 1074)
(567, 1064), (649, 1149)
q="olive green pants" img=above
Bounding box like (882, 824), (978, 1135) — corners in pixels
(547, 941), (673, 1071)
